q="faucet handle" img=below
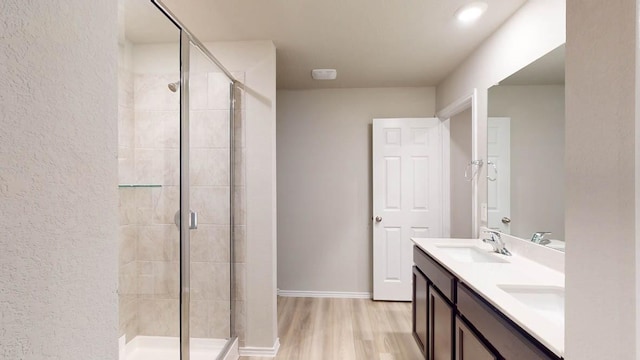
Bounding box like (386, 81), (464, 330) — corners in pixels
(483, 229), (501, 238)
(531, 231), (552, 244)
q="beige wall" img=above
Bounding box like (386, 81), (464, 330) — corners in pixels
(277, 87), (436, 294)
(450, 108), (473, 238)
(0, 0), (119, 358)
(565, 0), (637, 358)
(488, 85), (565, 240)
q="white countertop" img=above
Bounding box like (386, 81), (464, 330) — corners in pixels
(412, 237), (565, 357)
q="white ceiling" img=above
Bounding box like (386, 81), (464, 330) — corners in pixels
(125, 0), (529, 89)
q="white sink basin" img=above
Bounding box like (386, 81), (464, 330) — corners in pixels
(436, 245), (509, 263)
(497, 285), (564, 327)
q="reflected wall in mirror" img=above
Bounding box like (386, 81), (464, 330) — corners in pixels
(487, 44), (565, 252)
(450, 107), (473, 238)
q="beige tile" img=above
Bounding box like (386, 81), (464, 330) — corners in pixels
(119, 225), (137, 265)
(134, 111), (164, 149)
(152, 186), (180, 225)
(118, 106), (135, 149)
(137, 299), (180, 337)
(190, 148), (230, 186)
(134, 187), (153, 207)
(190, 225), (230, 262)
(137, 225), (177, 261)
(118, 157), (135, 185)
(191, 262), (230, 301)
(190, 300), (209, 338)
(138, 261), (154, 275)
(191, 186), (230, 225)
(119, 188), (137, 225)
(134, 149), (163, 185)
(119, 261), (137, 296)
(190, 110), (229, 149)
(138, 274), (154, 296)
(208, 72), (231, 110)
(119, 296), (138, 340)
(136, 207), (154, 226)
(161, 149), (180, 186)
(162, 111), (180, 149)
(210, 300), (231, 339)
(190, 72), (209, 110)
(134, 74), (180, 112)
(153, 261), (179, 298)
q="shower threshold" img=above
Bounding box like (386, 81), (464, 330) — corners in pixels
(119, 335), (237, 360)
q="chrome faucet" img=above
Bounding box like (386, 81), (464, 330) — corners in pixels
(531, 232), (552, 245)
(482, 230), (512, 256)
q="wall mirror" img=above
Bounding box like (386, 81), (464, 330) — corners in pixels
(487, 44), (565, 251)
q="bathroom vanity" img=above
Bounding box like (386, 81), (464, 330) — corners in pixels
(411, 238), (564, 360)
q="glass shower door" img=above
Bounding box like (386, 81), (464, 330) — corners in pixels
(182, 39), (233, 359)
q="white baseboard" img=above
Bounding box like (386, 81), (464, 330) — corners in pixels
(277, 290), (372, 299)
(238, 338), (280, 357)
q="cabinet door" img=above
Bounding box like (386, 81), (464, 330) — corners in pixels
(455, 316), (500, 360)
(413, 266), (428, 357)
(429, 286), (453, 360)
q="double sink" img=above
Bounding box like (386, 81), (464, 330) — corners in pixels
(436, 244), (565, 328)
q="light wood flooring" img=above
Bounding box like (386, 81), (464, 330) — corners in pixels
(239, 296), (423, 360)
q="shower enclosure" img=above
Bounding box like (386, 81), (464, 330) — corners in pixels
(117, 1), (242, 359)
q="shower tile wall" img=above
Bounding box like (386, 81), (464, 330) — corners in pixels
(117, 47), (247, 343)
(118, 40), (138, 341)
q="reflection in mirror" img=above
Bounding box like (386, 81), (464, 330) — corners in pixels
(450, 107), (473, 238)
(487, 44), (565, 252)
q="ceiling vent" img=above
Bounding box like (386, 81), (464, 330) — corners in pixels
(311, 69), (337, 80)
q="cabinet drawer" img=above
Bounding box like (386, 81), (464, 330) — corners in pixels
(457, 283), (561, 360)
(414, 246), (456, 303)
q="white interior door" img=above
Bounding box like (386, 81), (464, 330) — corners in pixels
(487, 117), (511, 233)
(372, 118), (444, 301)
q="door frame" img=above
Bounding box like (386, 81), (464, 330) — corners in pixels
(437, 89), (480, 238)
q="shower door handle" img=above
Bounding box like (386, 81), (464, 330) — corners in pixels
(174, 210), (198, 229)
(189, 211), (198, 230)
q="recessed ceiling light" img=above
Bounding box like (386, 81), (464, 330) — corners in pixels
(455, 1), (488, 24)
(311, 69), (337, 80)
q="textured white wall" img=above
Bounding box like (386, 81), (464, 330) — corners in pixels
(565, 0), (637, 358)
(488, 85), (565, 241)
(0, 0), (119, 359)
(277, 87), (436, 293)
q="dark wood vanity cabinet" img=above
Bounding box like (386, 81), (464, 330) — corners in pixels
(455, 316), (500, 360)
(430, 286), (453, 360)
(412, 245), (562, 360)
(413, 266), (428, 356)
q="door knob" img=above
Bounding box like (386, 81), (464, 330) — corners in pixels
(375, 216), (383, 223)
(501, 217), (511, 224)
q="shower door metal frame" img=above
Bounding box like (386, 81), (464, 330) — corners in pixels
(149, 1), (240, 360)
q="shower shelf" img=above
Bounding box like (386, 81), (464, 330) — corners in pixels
(118, 184), (162, 188)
